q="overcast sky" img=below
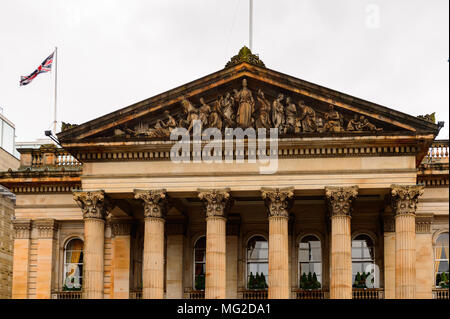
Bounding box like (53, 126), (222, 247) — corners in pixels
(0, 0), (448, 142)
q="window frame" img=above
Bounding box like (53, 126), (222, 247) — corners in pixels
(245, 234), (269, 290)
(298, 234), (322, 289)
(434, 232), (449, 288)
(192, 235), (206, 291)
(63, 237), (84, 290)
(351, 234), (377, 288)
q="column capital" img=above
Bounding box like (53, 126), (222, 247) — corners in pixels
(415, 216), (432, 234)
(325, 186), (358, 217)
(390, 184), (424, 216)
(198, 188), (233, 218)
(261, 187), (294, 218)
(134, 189), (168, 219)
(73, 190), (111, 220)
(110, 219), (132, 237)
(12, 219), (31, 239)
(34, 219), (58, 239)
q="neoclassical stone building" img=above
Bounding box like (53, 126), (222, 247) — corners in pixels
(0, 48), (448, 299)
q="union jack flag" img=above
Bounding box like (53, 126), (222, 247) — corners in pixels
(20, 51), (54, 86)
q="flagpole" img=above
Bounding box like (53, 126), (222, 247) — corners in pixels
(249, 0), (253, 51)
(53, 46), (58, 133)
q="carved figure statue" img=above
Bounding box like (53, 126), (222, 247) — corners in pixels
(272, 93), (285, 129)
(180, 96), (199, 133)
(233, 79), (255, 128)
(346, 114), (362, 131)
(359, 115), (382, 132)
(198, 97), (211, 127)
(255, 89), (272, 129)
(147, 110), (177, 137)
(219, 92), (236, 128)
(284, 97), (297, 133)
(323, 104), (343, 132)
(208, 101), (223, 131)
(298, 100), (317, 133)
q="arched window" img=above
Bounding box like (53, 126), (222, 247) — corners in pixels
(246, 235), (268, 289)
(298, 235), (322, 289)
(352, 234), (377, 288)
(193, 236), (206, 291)
(434, 232), (449, 288)
(63, 238), (83, 291)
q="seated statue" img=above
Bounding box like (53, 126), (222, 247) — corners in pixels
(346, 114), (363, 131)
(298, 100), (317, 133)
(323, 104), (343, 132)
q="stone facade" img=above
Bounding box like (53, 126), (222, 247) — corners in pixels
(0, 190), (14, 299)
(0, 48), (448, 299)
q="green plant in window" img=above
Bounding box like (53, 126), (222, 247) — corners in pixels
(439, 272), (449, 288)
(312, 272), (321, 289)
(248, 272), (255, 289)
(195, 274), (205, 291)
(260, 273), (268, 289)
(300, 273), (308, 289)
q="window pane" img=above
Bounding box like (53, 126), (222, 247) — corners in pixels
(311, 247), (321, 262)
(299, 249), (309, 262)
(195, 249), (205, 262)
(438, 261), (449, 273)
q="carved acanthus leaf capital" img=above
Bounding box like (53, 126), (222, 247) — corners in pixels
(198, 188), (233, 218)
(134, 189), (168, 219)
(261, 187), (294, 218)
(390, 185), (424, 216)
(12, 219), (31, 239)
(325, 186), (358, 217)
(73, 190), (111, 220)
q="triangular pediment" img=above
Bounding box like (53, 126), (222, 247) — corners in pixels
(57, 60), (441, 145)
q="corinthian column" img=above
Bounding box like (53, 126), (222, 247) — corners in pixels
(325, 186), (358, 299)
(73, 190), (110, 299)
(198, 188), (233, 299)
(261, 187), (294, 299)
(390, 185), (424, 299)
(135, 189), (167, 299)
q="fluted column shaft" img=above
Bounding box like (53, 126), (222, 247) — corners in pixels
(198, 188), (233, 299)
(206, 216), (227, 299)
(390, 184), (423, 299)
(143, 217), (165, 299)
(74, 191), (110, 299)
(268, 216), (289, 298)
(395, 213), (416, 298)
(83, 218), (105, 299)
(330, 215), (352, 299)
(135, 189), (168, 299)
(325, 186), (358, 299)
(262, 187), (293, 299)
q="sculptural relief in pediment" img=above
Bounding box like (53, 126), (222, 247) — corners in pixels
(113, 78), (384, 139)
